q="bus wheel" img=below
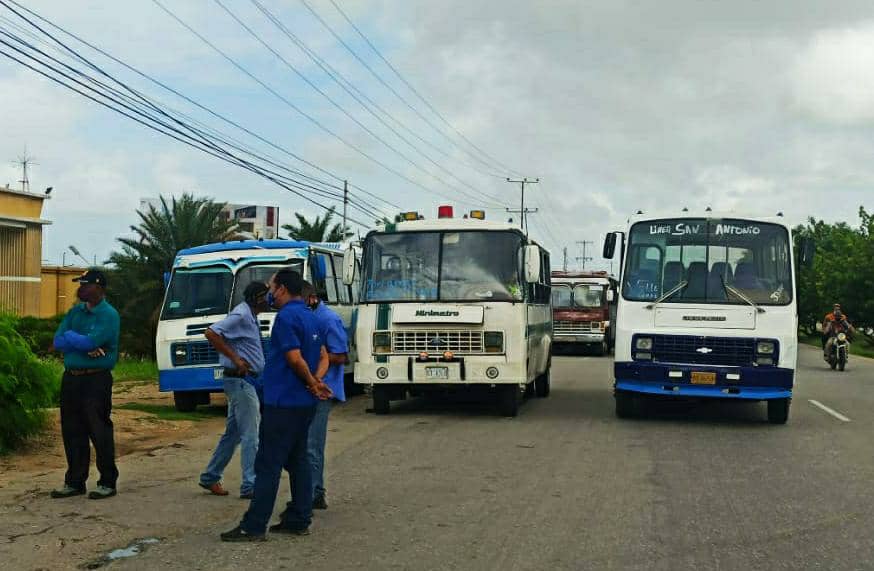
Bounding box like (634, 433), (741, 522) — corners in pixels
(498, 386), (520, 417)
(173, 391), (198, 412)
(615, 391), (636, 418)
(535, 369), (551, 398)
(372, 386), (391, 415)
(524, 381), (536, 398)
(767, 398), (790, 424)
(596, 341), (608, 356)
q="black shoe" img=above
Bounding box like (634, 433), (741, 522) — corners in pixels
(88, 485), (117, 500)
(268, 523), (310, 536)
(50, 485), (86, 499)
(313, 495), (328, 510)
(239, 491), (254, 500)
(220, 525), (266, 542)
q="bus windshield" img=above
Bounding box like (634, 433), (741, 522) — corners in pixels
(623, 218), (793, 305)
(229, 261), (303, 311)
(574, 284), (604, 308)
(363, 230), (524, 302)
(161, 266), (234, 319)
(551, 285), (573, 307)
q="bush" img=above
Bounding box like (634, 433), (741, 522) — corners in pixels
(0, 314), (62, 454)
(15, 315), (63, 357)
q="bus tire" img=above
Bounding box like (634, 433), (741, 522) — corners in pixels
(615, 391), (636, 418)
(524, 381), (536, 398)
(498, 385), (520, 417)
(373, 386), (391, 415)
(767, 398), (790, 424)
(595, 341), (608, 356)
(535, 369), (551, 398)
(173, 391), (198, 412)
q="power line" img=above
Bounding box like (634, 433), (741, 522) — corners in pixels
(326, 0), (521, 177)
(211, 0), (505, 209)
(0, 0), (400, 213)
(298, 0), (513, 179)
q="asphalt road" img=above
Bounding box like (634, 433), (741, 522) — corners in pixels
(120, 346), (873, 571)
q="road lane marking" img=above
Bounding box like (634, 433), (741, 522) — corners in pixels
(808, 400), (851, 422)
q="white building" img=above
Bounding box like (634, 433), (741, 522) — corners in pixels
(139, 199), (281, 239)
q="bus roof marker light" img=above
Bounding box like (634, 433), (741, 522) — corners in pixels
(470, 210), (486, 220)
(438, 205), (454, 219)
(401, 211), (419, 221)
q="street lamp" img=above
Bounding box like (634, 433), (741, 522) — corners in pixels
(68, 245), (91, 267)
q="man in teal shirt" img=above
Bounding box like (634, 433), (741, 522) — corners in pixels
(51, 270), (121, 500)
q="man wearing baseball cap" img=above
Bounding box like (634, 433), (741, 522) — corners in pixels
(50, 269), (121, 500)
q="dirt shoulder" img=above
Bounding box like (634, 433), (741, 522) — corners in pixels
(0, 379), (381, 570)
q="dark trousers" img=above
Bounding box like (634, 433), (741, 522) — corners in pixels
(60, 370), (119, 490)
(241, 405), (316, 535)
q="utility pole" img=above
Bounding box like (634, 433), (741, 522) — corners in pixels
(505, 177), (539, 234)
(14, 147), (36, 193)
(576, 240), (593, 270)
(562, 247), (568, 272)
(342, 179), (349, 241)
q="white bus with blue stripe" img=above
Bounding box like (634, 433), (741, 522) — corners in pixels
(156, 239), (358, 411)
(603, 211), (813, 424)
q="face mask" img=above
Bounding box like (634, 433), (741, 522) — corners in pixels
(266, 291), (276, 308)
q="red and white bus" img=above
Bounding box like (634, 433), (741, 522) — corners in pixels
(551, 271), (618, 355)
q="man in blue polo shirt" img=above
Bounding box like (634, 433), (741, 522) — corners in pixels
(50, 269), (121, 500)
(221, 269), (331, 542)
(303, 282), (347, 510)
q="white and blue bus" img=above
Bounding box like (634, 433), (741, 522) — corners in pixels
(603, 211), (813, 424)
(156, 239), (360, 411)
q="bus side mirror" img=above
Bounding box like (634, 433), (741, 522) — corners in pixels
(342, 248), (356, 286)
(312, 255), (327, 281)
(800, 238), (815, 267)
(603, 233), (617, 259)
(524, 245), (541, 283)
(606, 289), (615, 303)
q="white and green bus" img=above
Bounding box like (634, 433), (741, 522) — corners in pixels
(341, 206), (553, 416)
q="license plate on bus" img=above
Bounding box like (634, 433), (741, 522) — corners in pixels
(690, 371), (716, 385)
(214, 368), (224, 380)
(425, 367), (449, 380)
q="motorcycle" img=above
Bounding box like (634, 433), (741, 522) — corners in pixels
(827, 332), (850, 371)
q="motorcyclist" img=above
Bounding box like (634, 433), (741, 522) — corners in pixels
(823, 304), (855, 361)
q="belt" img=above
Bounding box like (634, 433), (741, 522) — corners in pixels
(223, 368), (261, 378)
(67, 368), (107, 376)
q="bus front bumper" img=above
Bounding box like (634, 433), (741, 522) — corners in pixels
(355, 358), (527, 386)
(554, 333), (604, 344)
(614, 362), (793, 400)
(158, 367), (226, 393)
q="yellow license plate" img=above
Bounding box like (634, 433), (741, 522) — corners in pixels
(691, 371), (716, 385)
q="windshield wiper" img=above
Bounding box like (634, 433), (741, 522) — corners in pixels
(646, 280), (688, 310)
(720, 276), (765, 314)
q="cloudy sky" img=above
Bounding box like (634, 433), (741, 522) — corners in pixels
(2, 0), (873, 272)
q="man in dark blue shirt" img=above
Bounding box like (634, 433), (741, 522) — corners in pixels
(221, 269), (331, 542)
(50, 269), (121, 500)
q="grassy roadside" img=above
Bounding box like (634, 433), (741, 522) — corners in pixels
(116, 402), (224, 422)
(799, 333), (874, 359)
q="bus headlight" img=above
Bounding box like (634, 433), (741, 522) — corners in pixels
(172, 344), (188, 366)
(486, 367), (500, 379)
(376, 367), (389, 379)
(635, 337), (653, 351)
(484, 331), (504, 353)
(373, 332), (391, 354)
(756, 341), (775, 355)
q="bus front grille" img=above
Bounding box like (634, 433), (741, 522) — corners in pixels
(392, 330), (485, 354)
(553, 320), (596, 334)
(651, 335), (757, 366)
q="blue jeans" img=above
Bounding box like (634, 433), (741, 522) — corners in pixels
(199, 379), (260, 495)
(307, 399), (332, 498)
(241, 405), (316, 535)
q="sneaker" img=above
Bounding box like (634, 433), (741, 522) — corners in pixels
(313, 494), (328, 510)
(50, 485), (86, 499)
(199, 482), (229, 496)
(239, 491), (254, 500)
(220, 525), (266, 542)
(268, 523), (310, 536)
(88, 485), (117, 500)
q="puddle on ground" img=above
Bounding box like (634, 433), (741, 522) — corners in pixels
(82, 538), (161, 569)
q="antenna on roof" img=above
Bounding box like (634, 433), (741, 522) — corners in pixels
(13, 146), (37, 193)
(776, 212), (784, 217)
(682, 207), (688, 212)
(705, 206), (712, 212)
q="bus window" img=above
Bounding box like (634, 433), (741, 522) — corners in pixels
(231, 262), (302, 310)
(161, 266), (233, 319)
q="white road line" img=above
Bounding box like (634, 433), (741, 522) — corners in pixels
(808, 400), (852, 422)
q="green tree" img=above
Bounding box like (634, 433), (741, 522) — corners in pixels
(106, 194), (241, 356)
(283, 207), (352, 242)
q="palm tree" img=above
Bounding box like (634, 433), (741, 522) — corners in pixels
(283, 207), (353, 242)
(106, 194), (241, 355)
